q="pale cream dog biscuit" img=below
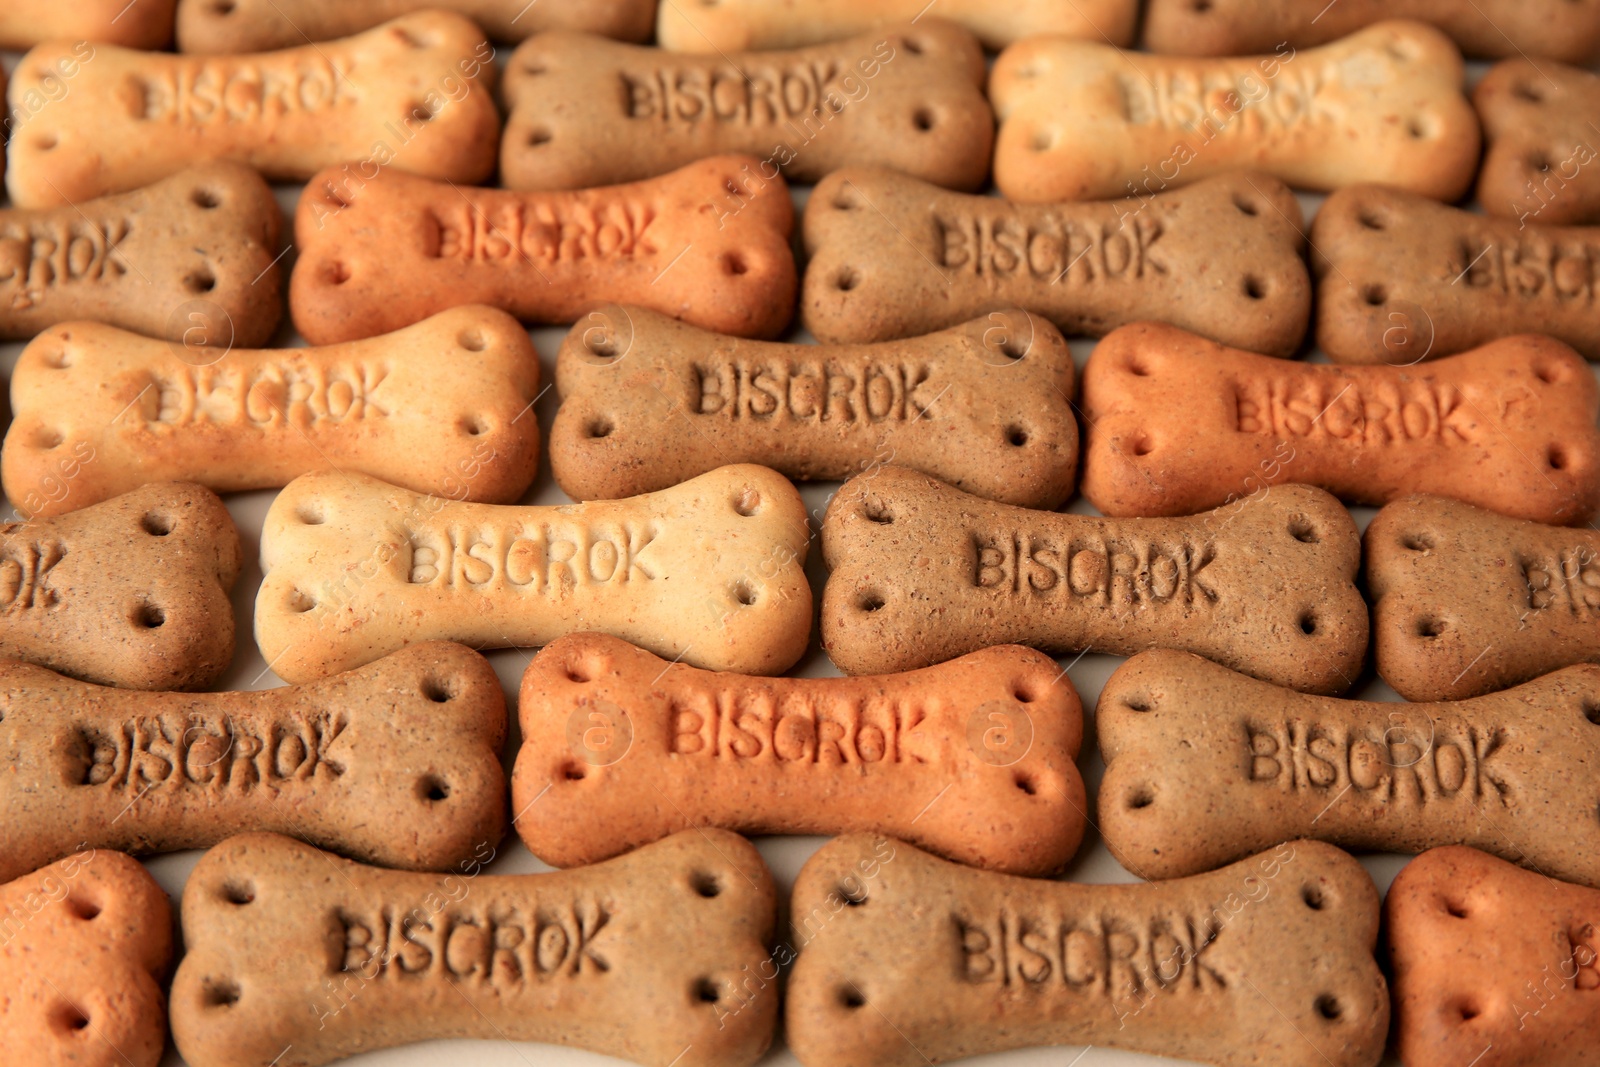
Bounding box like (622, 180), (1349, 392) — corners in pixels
(803, 168), (1310, 354)
(0, 641), (506, 884)
(1313, 185), (1600, 362)
(0, 163), (283, 347)
(658, 0), (1138, 52)
(991, 21), (1480, 203)
(177, 0), (656, 52)
(502, 23), (993, 192)
(1142, 0), (1600, 64)
(550, 305), (1078, 507)
(5, 12), (500, 210)
(0, 0), (176, 50)
(820, 466), (1367, 693)
(513, 634), (1086, 876)
(0, 482), (241, 692)
(1099, 649), (1600, 888)
(172, 830), (778, 1067)
(1367, 495), (1600, 701)
(0, 850), (172, 1067)
(1476, 59), (1600, 226)
(1081, 323), (1600, 525)
(785, 834), (1388, 1067)
(291, 155), (798, 345)
(257, 465), (812, 683)
(4, 308), (542, 516)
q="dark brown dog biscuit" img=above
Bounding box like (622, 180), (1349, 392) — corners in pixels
(550, 304), (1077, 506)
(1081, 323), (1600, 525)
(1313, 185), (1600, 362)
(0, 483), (241, 692)
(802, 168), (1310, 354)
(820, 465), (1367, 693)
(786, 834), (1388, 1067)
(171, 830), (779, 1067)
(1475, 58), (1600, 227)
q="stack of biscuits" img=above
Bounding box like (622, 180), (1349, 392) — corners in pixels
(1, 2), (1598, 1066)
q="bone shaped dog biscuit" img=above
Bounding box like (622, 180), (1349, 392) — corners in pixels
(0, 641), (506, 885)
(513, 634), (1086, 875)
(1313, 185), (1600, 362)
(991, 21), (1480, 203)
(5, 12), (500, 209)
(502, 23), (993, 192)
(551, 305), (1078, 506)
(1475, 59), (1600, 226)
(802, 168), (1310, 354)
(0, 483), (241, 692)
(0, 163), (283, 347)
(0, 850), (172, 1067)
(820, 466), (1367, 693)
(258, 466), (812, 683)
(0, 0), (175, 49)
(785, 835), (1388, 1067)
(4, 308), (542, 516)
(1081, 323), (1600, 525)
(291, 155), (797, 344)
(1099, 650), (1600, 888)
(171, 830), (778, 1067)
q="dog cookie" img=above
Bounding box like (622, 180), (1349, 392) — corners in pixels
(802, 168), (1310, 354)
(820, 466), (1366, 693)
(5, 12), (500, 210)
(1081, 324), (1600, 525)
(991, 21), (1480, 203)
(660, 0), (1138, 52)
(550, 305), (1078, 507)
(0, 163), (283, 348)
(1367, 495), (1600, 701)
(177, 0), (656, 52)
(1476, 60), (1600, 227)
(1142, 0), (1600, 63)
(0, 850), (172, 1067)
(292, 155), (797, 345)
(0, 483), (241, 692)
(258, 465), (812, 683)
(1389, 846), (1600, 1067)
(1099, 649), (1600, 888)
(502, 23), (992, 192)
(1313, 185), (1600, 362)
(786, 835), (1388, 1067)
(172, 830), (777, 1067)
(4, 308), (542, 516)
(0, 641), (506, 884)
(513, 634), (1086, 875)
(0, 0), (175, 50)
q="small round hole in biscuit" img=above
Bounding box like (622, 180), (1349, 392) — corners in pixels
(67, 896), (101, 921)
(1529, 150), (1552, 173)
(690, 871), (721, 898)
(1126, 359), (1149, 376)
(1006, 425), (1029, 447)
(51, 1003), (90, 1033)
(1192, 0), (1212, 10)
(135, 605), (166, 629)
(1287, 516), (1318, 543)
(391, 25), (426, 47)
(1129, 435), (1154, 457)
(1416, 617), (1444, 638)
(733, 489), (761, 516)
(561, 761), (587, 781)
(211, 0), (237, 13)
(287, 588), (317, 614)
(1514, 82), (1543, 103)
(528, 127), (553, 146)
(421, 677), (455, 702)
(693, 978), (721, 1004)
(419, 776), (451, 802)
(408, 102), (435, 124)
(141, 512), (172, 536)
(460, 416), (489, 437)
(1445, 899), (1470, 918)
(723, 252), (748, 276)
(295, 503), (324, 525)
(458, 328), (486, 352)
(203, 979), (241, 1009)
(1401, 531), (1434, 552)
(1013, 685), (1034, 703)
(324, 261), (351, 286)
(839, 987), (866, 1009)
(903, 36), (925, 55)
(836, 267), (861, 292)
(1125, 694), (1153, 712)
(732, 580), (757, 606)
(858, 592), (885, 613)
(832, 188), (860, 211)
(840, 882), (868, 905)
(1535, 361), (1564, 384)
(186, 269), (217, 295)
(1243, 275), (1266, 300)
(1301, 884), (1325, 910)
(1016, 772), (1038, 796)
(30, 426), (64, 450)
(862, 500), (893, 525)
(1361, 284), (1387, 306)
(1231, 193), (1257, 216)
(523, 61), (547, 75)
(1357, 209), (1386, 231)
(191, 188), (221, 209)
(1031, 128), (1056, 152)
(220, 880), (255, 905)
(1549, 445), (1570, 470)
(913, 107), (935, 132)
(1457, 1001), (1480, 1022)
(34, 133), (58, 151)
(1315, 994), (1343, 1021)
(1298, 610), (1318, 635)
(586, 417), (613, 440)
(1405, 116), (1430, 139)
(1582, 698), (1600, 725)
(1127, 785), (1153, 809)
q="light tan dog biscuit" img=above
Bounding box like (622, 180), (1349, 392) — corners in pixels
(0, 1), (175, 49)
(0, 163), (283, 347)
(1367, 495), (1600, 700)
(502, 23), (993, 192)
(177, 0), (656, 51)
(1476, 60), (1600, 226)
(0, 483), (241, 692)
(1388, 846), (1600, 1067)
(0, 641), (506, 884)
(172, 830), (778, 1067)
(1313, 186), (1600, 362)
(258, 465), (812, 683)
(992, 21), (1480, 203)
(786, 835), (1388, 1067)
(550, 305), (1078, 507)
(513, 634), (1086, 875)
(0, 850), (172, 1067)
(1081, 324), (1600, 525)
(4, 308), (542, 516)
(1099, 649), (1600, 887)
(1142, 0), (1600, 64)
(292, 155), (798, 345)
(6, 12), (500, 209)
(803, 168), (1310, 354)
(820, 466), (1367, 693)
